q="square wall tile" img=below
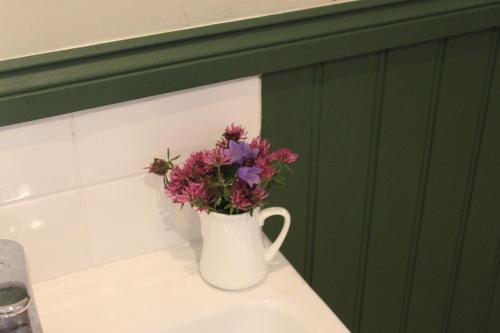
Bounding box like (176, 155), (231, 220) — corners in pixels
(73, 77), (261, 185)
(83, 174), (195, 266)
(0, 190), (90, 282)
(0, 116), (78, 204)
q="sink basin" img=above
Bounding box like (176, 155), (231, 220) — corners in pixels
(166, 303), (311, 333)
(33, 240), (349, 333)
(165, 302), (324, 333)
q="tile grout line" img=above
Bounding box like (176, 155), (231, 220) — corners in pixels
(0, 171), (149, 209)
(69, 114), (94, 267)
(0, 187), (79, 209)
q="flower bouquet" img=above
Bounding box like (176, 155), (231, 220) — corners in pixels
(147, 124), (297, 290)
(147, 124), (297, 215)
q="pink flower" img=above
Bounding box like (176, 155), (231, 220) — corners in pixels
(270, 148), (298, 164)
(167, 185), (190, 204)
(255, 156), (275, 181)
(147, 158), (169, 176)
(184, 151), (213, 179)
(168, 165), (187, 182)
(250, 137), (270, 157)
(223, 124), (247, 142)
(185, 181), (208, 201)
(166, 173), (210, 205)
(231, 181), (267, 211)
(217, 124), (248, 148)
(166, 166), (190, 203)
(203, 147), (231, 166)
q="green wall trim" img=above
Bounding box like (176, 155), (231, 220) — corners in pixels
(1, 0), (500, 126)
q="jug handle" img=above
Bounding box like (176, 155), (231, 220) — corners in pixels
(258, 207), (291, 263)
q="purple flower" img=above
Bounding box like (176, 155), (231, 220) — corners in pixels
(237, 166), (262, 186)
(223, 140), (259, 165)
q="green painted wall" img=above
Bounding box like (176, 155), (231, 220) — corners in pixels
(262, 28), (500, 333)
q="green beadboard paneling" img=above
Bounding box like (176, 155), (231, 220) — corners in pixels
(446, 30), (500, 333)
(312, 53), (380, 330)
(262, 26), (500, 333)
(483, 37), (500, 333)
(360, 41), (440, 333)
(450, 31), (500, 333)
(486, 279), (500, 333)
(399, 39), (447, 333)
(485, 249), (500, 333)
(405, 30), (496, 333)
(261, 66), (318, 277)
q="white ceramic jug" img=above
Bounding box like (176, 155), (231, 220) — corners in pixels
(198, 207), (291, 290)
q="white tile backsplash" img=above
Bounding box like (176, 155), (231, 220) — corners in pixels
(0, 77), (261, 279)
(74, 77), (261, 185)
(83, 174), (184, 266)
(0, 190), (90, 282)
(0, 115), (78, 204)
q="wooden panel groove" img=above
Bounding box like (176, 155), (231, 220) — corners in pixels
(405, 30), (495, 333)
(361, 41), (442, 333)
(261, 66), (317, 277)
(442, 29), (500, 333)
(312, 53), (380, 330)
(480, 32), (500, 332)
(460, 28), (500, 333)
(354, 50), (388, 333)
(398, 38), (447, 333)
(304, 64), (324, 283)
(483, 240), (500, 332)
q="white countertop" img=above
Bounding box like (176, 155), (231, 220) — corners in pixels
(33, 240), (349, 333)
